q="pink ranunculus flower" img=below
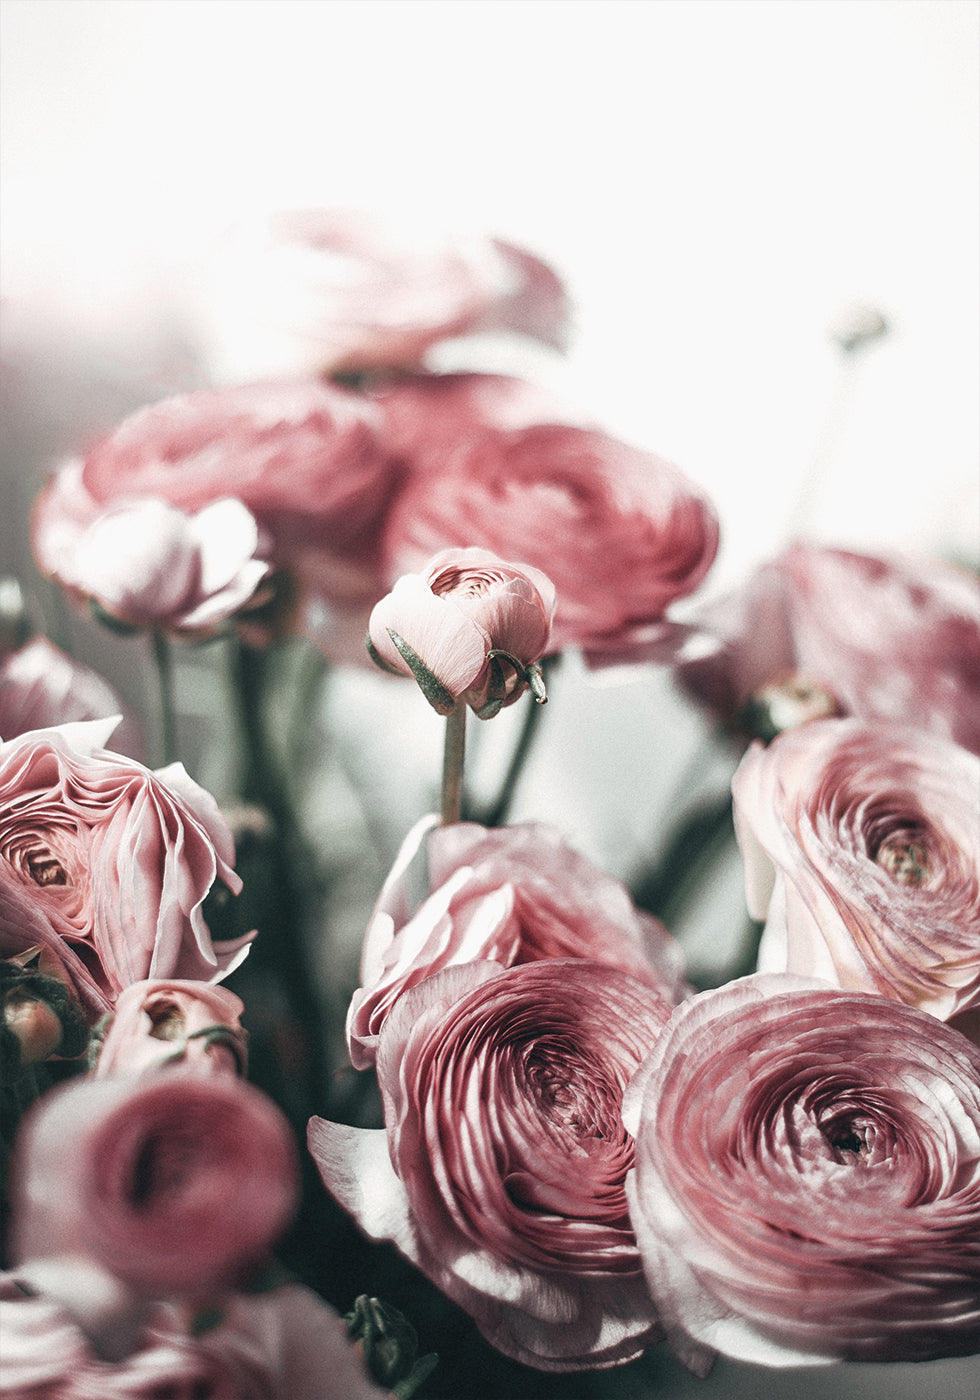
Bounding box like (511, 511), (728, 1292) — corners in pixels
(32, 476), (272, 638)
(0, 636), (143, 757)
(367, 547), (556, 717)
(347, 814), (688, 1070)
(0, 718), (254, 1023)
(676, 542), (980, 752)
(380, 418), (719, 661)
(32, 378), (403, 651)
(731, 718), (980, 1031)
(92, 979), (248, 1079)
(194, 209), (570, 381)
(312, 959), (671, 1371)
(623, 975), (980, 1371)
(0, 1274), (387, 1398)
(11, 1071), (299, 1303)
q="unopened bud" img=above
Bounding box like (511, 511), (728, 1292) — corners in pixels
(344, 1294), (438, 1398)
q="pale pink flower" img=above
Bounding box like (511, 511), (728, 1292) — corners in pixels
(194, 209), (570, 380)
(0, 1275), (386, 1398)
(33, 378), (403, 650)
(677, 543), (980, 752)
(32, 475), (272, 637)
(11, 1072), (298, 1301)
(732, 718), (980, 1030)
(623, 975), (980, 1370)
(0, 636), (143, 757)
(0, 719), (253, 1023)
(368, 547), (555, 716)
(347, 814), (688, 1070)
(92, 979), (248, 1079)
(312, 959), (670, 1371)
(381, 419), (719, 661)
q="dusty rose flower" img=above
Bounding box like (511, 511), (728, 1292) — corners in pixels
(194, 209), (570, 380)
(33, 378), (403, 648)
(0, 637), (143, 757)
(313, 959), (670, 1371)
(347, 814), (687, 1070)
(367, 547), (555, 716)
(623, 975), (980, 1370)
(732, 718), (980, 1030)
(677, 543), (980, 752)
(0, 719), (253, 1023)
(11, 1071), (299, 1300)
(92, 979), (248, 1079)
(32, 478), (272, 637)
(0, 1275), (386, 1398)
(381, 419), (719, 660)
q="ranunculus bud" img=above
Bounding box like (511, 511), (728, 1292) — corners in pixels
(367, 547), (555, 717)
(344, 1295), (438, 1397)
(91, 979), (248, 1078)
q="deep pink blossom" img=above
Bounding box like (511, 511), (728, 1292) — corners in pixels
(194, 209), (570, 380)
(347, 814), (687, 1070)
(677, 543), (980, 751)
(313, 959), (671, 1371)
(0, 719), (253, 1022)
(367, 547), (555, 716)
(92, 979), (248, 1079)
(732, 718), (980, 1031)
(11, 1072), (298, 1300)
(380, 414), (718, 660)
(624, 975), (980, 1370)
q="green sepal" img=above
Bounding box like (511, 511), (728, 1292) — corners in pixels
(386, 630), (456, 715)
(365, 632), (405, 676)
(88, 597), (142, 636)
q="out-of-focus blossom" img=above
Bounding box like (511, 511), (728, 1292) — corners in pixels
(367, 548), (555, 717)
(0, 636), (143, 757)
(0, 719), (253, 1023)
(0, 1275), (386, 1398)
(380, 418), (719, 661)
(347, 814), (687, 1070)
(33, 378), (403, 652)
(193, 209), (570, 381)
(91, 979), (247, 1079)
(732, 718), (980, 1031)
(32, 481), (272, 638)
(623, 975), (980, 1371)
(677, 543), (980, 752)
(312, 959), (671, 1371)
(11, 1072), (299, 1301)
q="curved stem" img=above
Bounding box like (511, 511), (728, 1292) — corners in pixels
(475, 654), (558, 828)
(150, 630), (177, 767)
(441, 705), (467, 826)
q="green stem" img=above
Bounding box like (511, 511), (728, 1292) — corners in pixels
(441, 705), (467, 826)
(475, 655), (557, 828)
(151, 630), (177, 767)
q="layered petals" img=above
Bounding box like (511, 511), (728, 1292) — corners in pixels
(92, 978), (248, 1079)
(313, 959), (670, 1370)
(347, 814), (687, 1070)
(0, 637), (143, 757)
(732, 719), (980, 1028)
(0, 720), (253, 1022)
(624, 975), (980, 1369)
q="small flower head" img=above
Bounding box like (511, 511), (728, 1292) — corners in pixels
(367, 548), (555, 717)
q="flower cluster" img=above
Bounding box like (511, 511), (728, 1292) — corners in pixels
(3, 210), (979, 1398)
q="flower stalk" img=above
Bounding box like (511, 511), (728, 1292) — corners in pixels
(440, 704), (467, 826)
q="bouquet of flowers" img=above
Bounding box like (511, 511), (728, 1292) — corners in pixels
(1, 210), (978, 1399)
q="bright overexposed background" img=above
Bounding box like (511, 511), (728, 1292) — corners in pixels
(1, 6), (979, 1397)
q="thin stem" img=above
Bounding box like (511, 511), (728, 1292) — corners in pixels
(476, 655), (557, 828)
(441, 705), (467, 825)
(151, 630), (177, 767)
